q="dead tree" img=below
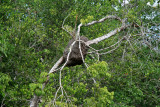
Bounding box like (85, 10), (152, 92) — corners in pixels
(30, 15), (133, 107)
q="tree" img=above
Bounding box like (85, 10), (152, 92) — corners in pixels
(30, 0), (160, 106)
(0, 0), (159, 107)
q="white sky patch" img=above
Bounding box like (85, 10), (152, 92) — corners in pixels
(118, 0), (159, 8)
(113, 5), (119, 11)
(118, 0), (130, 6)
(147, 0), (160, 8)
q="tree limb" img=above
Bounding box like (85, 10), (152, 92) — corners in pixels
(84, 15), (122, 26)
(49, 56), (64, 74)
(30, 15), (131, 107)
(86, 24), (130, 45)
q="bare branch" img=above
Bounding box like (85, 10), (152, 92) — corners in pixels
(78, 37), (89, 68)
(51, 41), (77, 106)
(88, 37), (124, 54)
(79, 40), (100, 61)
(86, 24), (130, 45)
(75, 23), (82, 40)
(62, 14), (74, 37)
(1, 94), (6, 107)
(99, 41), (121, 55)
(30, 95), (39, 107)
(75, 15), (122, 41)
(49, 56), (64, 74)
(30, 15), (132, 107)
(84, 15), (122, 26)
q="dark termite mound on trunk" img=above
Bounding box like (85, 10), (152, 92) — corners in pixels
(63, 36), (89, 66)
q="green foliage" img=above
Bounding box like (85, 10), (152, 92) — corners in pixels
(84, 86), (114, 106)
(80, 15), (94, 24)
(39, 62), (113, 106)
(87, 61), (110, 79)
(0, 73), (11, 97)
(105, 45), (160, 106)
(0, 0), (159, 106)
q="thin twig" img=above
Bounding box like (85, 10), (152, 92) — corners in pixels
(88, 37), (124, 54)
(78, 37), (89, 68)
(62, 14), (74, 37)
(99, 41), (121, 55)
(52, 41), (77, 106)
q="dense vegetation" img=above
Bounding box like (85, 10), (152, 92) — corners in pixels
(0, 0), (160, 106)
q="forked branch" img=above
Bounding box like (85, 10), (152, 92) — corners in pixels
(30, 15), (131, 107)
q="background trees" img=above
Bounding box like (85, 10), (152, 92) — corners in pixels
(0, 0), (160, 106)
